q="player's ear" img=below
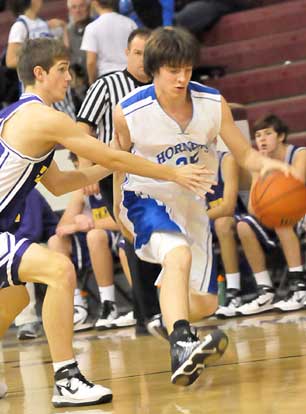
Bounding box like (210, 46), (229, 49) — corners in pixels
(33, 65), (46, 81)
(278, 133), (286, 143)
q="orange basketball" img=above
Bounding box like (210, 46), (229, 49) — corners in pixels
(251, 171), (306, 228)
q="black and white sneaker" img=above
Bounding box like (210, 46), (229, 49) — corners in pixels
(52, 362), (112, 407)
(171, 329), (228, 386)
(146, 314), (168, 341)
(236, 285), (275, 316)
(274, 279), (306, 312)
(95, 301), (118, 330)
(215, 289), (242, 318)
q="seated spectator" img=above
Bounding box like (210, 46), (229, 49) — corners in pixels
(48, 153), (134, 331)
(236, 114), (306, 315)
(175, 0), (256, 35)
(81, 0), (137, 84)
(13, 188), (59, 340)
(205, 148), (251, 318)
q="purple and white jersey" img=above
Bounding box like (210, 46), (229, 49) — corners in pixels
(0, 94), (55, 231)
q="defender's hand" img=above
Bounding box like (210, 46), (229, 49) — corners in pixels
(173, 164), (217, 198)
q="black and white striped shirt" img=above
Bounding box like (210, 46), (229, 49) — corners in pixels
(76, 69), (147, 145)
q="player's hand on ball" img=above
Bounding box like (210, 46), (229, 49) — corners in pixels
(260, 158), (302, 182)
(174, 164), (217, 197)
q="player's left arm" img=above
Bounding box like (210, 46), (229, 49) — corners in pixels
(219, 96), (299, 179)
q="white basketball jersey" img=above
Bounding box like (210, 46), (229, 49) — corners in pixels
(119, 82), (221, 202)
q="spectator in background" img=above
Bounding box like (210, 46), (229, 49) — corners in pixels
(67, 0), (93, 76)
(175, 0), (256, 35)
(81, 0), (137, 84)
(6, 0), (68, 69)
(119, 0), (174, 28)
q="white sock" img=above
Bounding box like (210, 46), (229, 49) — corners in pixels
(254, 271), (272, 287)
(99, 285), (115, 303)
(74, 289), (86, 308)
(289, 266), (303, 272)
(53, 358), (76, 374)
(226, 273), (241, 290)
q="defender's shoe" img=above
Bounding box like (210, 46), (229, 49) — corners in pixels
(52, 362), (112, 407)
(95, 301), (118, 330)
(171, 329), (228, 386)
(215, 289), (242, 318)
(236, 285), (275, 316)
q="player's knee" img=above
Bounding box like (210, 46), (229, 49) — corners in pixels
(237, 221), (253, 240)
(48, 254), (76, 290)
(164, 245), (192, 274)
(215, 216), (235, 237)
(87, 229), (108, 246)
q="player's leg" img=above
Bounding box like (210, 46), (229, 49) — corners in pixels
(273, 226), (306, 311)
(148, 231), (228, 386)
(214, 216), (242, 317)
(18, 243), (112, 407)
(86, 229), (118, 329)
(236, 217), (275, 315)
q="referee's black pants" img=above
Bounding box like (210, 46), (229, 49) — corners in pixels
(99, 176), (161, 329)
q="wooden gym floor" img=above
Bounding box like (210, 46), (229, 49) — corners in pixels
(2, 310), (306, 414)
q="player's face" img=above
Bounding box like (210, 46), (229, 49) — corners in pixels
(255, 127), (283, 156)
(154, 65), (193, 98)
(126, 36), (150, 83)
(43, 60), (71, 103)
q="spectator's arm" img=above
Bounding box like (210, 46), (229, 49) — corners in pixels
(6, 42), (21, 68)
(207, 153), (240, 220)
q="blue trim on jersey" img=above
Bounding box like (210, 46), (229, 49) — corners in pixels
(188, 81), (220, 95)
(122, 191), (181, 250)
(124, 101), (154, 117)
(0, 151), (9, 169)
(120, 84), (155, 110)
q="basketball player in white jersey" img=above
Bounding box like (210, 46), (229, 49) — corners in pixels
(113, 27), (297, 386)
(0, 38), (214, 406)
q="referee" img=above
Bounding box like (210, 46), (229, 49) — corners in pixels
(77, 28), (161, 333)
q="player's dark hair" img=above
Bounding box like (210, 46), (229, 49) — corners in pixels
(95, 0), (118, 10)
(18, 38), (70, 86)
(253, 114), (289, 143)
(144, 27), (199, 77)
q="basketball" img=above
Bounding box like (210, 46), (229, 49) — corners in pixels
(251, 171), (306, 228)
